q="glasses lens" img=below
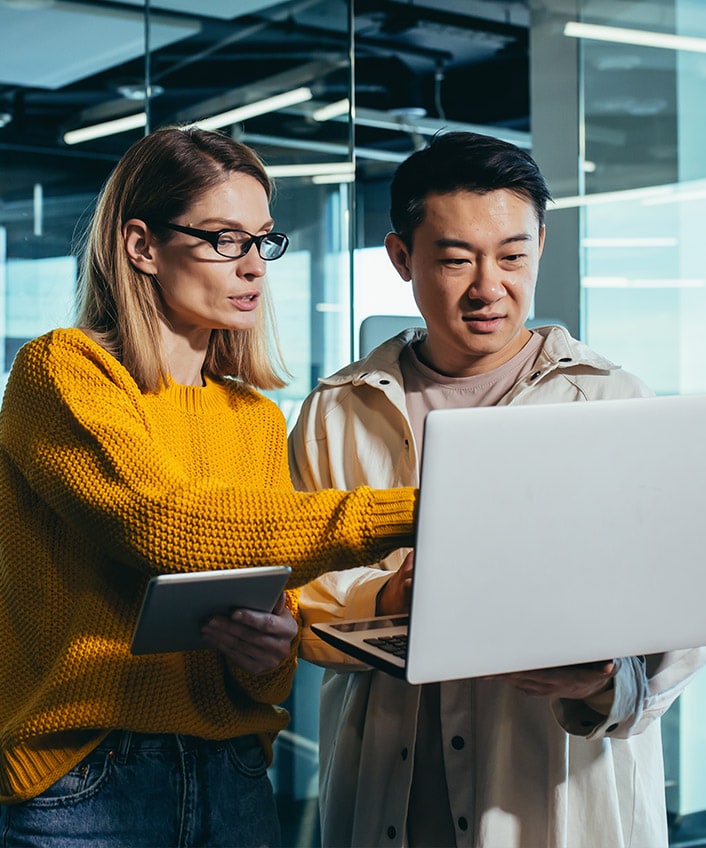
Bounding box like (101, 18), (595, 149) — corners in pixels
(216, 231), (249, 258)
(260, 233), (289, 260)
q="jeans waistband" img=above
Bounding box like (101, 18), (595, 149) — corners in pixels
(95, 730), (259, 763)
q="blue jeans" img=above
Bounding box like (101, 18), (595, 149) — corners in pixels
(0, 731), (280, 848)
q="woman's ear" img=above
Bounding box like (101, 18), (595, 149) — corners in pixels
(123, 218), (158, 274)
(384, 231), (412, 281)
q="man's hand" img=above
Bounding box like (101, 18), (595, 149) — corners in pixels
(498, 660), (616, 700)
(376, 551), (414, 615)
(200, 593), (298, 673)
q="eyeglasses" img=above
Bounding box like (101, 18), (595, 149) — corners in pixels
(155, 221), (289, 261)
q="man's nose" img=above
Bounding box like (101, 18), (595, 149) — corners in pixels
(467, 260), (506, 302)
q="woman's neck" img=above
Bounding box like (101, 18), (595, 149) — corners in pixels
(160, 325), (210, 387)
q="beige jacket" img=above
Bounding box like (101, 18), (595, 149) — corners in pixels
(289, 325), (706, 848)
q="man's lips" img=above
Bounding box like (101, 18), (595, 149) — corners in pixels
(462, 314), (504, 331)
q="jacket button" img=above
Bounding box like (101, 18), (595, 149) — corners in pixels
(387, 826), (397, 839)
(559, 357), (573, 363)
(458, 817), (469, 831)
(529, 371), (541, 380)
(606, 723), (619, 733)
(380, 379), (390, 385)
(451, 735), (465, 750)
(401, 747), (408, 760)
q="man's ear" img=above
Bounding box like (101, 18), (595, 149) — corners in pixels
(538, 224), (546, 259)
(123, 218), (158, 275)
(384, 231), (412, 282)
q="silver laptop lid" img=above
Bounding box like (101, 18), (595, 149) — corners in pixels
(406, 394), (706, 684)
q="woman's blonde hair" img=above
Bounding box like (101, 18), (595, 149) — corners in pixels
(75, 125), (289, 393)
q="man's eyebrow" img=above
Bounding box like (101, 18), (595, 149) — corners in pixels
(435, 233), (535, 249)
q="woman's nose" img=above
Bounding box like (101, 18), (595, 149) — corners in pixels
(237, 242), (266, 278)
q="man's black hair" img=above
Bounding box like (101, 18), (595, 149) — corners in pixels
(389, 131), (552, 247)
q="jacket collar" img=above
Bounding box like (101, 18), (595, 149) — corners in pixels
(317, 324), (618, 389)
(529, 324), (618, 372)
(317, 327), (425, 388)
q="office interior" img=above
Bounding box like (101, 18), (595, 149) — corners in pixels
(1, 0), (706, 844)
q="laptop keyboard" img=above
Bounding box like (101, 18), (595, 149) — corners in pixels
(364, 634), (408, 658)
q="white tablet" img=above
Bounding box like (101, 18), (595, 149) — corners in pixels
(130, 565), (292, 655)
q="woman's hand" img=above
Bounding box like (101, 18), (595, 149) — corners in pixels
(201, 593), (298, 673)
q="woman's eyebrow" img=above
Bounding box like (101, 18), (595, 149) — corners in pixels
(194, 216), (275, 230)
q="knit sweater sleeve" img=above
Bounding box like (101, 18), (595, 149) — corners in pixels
(0, 330), (416, 587)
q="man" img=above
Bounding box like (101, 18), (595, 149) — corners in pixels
(289, 132), (705, 848)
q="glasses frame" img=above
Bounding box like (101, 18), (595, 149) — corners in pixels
(154, 221), (289, 260)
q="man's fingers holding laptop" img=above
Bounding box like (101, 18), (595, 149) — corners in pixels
(376, 551), (414, 616)
(496, 660), (617, 700)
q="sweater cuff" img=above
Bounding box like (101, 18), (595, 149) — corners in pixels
(369, 487), (417, 548)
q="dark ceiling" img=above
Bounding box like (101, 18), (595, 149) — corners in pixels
(0, 0), (532, 255)
(0, 0), (687, 257)
(0, 0), (531, 177)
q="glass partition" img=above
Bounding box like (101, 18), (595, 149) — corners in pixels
(574, 2), (706, 842)
(577, 0), (706, 398)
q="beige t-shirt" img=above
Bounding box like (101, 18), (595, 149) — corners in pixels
(401, 332), (544, 848)
(401, 331), (544, 451)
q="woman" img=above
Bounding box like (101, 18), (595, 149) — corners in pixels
(0, 126), (416, 847)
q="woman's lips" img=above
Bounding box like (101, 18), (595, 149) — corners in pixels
(229, 293), (260, 311)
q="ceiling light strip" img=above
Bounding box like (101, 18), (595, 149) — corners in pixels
(563, 21), (706, 53)
(63, 112), (147, 145)
(186, 87), (313, 131)
(551, 179), (706, 210)
(266, 162), (355, 178)
(63, 87), (314, 146)
(311, 99), (350, 122)
(581, 237), (678, 248)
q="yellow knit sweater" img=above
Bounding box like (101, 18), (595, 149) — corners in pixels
(0, 328), (416, 803)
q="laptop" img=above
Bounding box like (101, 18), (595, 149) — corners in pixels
(312, 393), (706, 684)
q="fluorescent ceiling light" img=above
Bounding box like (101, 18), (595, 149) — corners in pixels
(63, 87), (314, 146)
(63, 111), (146, 145)
(312, 172), (355, 184)
(186, 87), (313, 131)
(549, 184), (675, 210)
(315, 302), (344, 312)
(643, 187), (706, 205)
(242, 131), (407, 162)
(552, 179), (706, 210)
(583, 276), (705, 289)
(266, 161), (354, 179)
(280, 101), (532, 149)
(582, 237), (678, 248)
(563, 21), (706, 53)
(312, 98), (350, 122)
